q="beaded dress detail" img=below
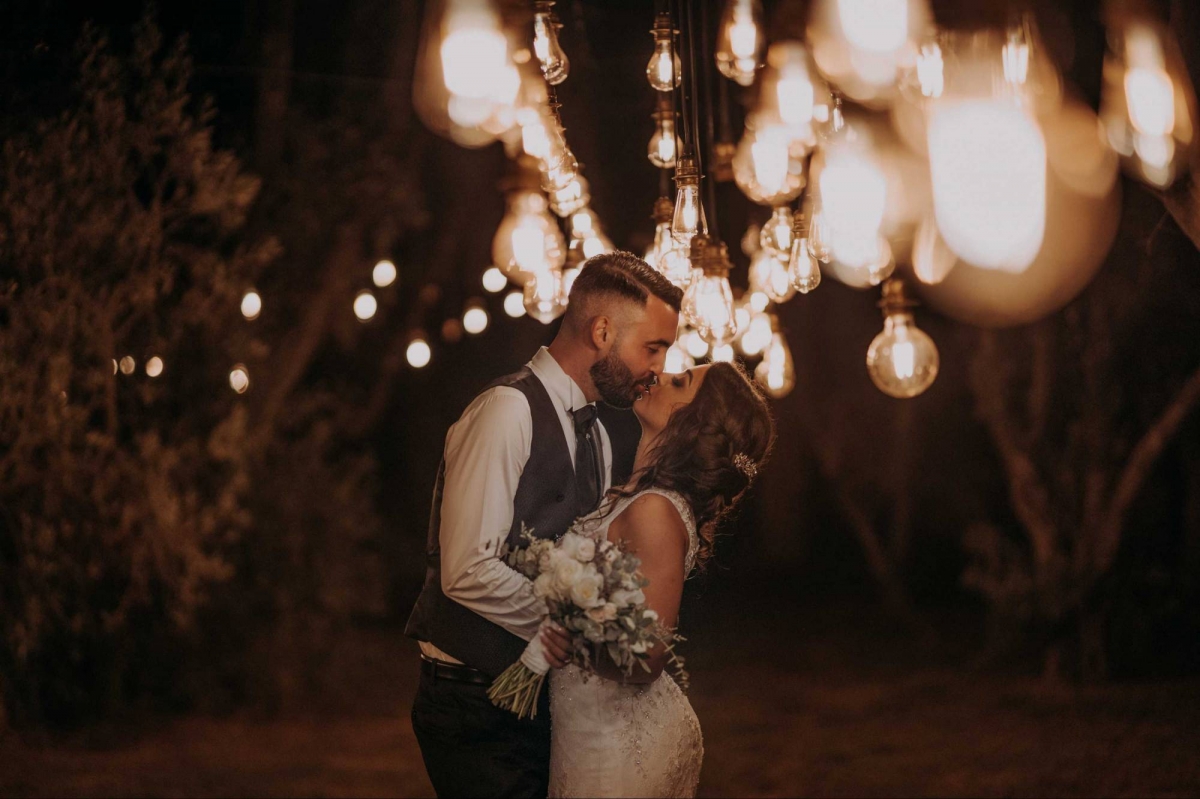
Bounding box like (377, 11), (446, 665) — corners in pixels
(548, 489), (703, 798)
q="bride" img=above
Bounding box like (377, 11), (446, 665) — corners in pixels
(545, 360), (775, 798)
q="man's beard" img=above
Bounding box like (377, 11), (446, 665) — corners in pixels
(590, 348), (645, 409)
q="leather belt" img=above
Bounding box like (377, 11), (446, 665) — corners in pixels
(420, 655), (493, 686)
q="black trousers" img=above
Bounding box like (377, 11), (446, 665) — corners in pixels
(411, 666), (552, 798)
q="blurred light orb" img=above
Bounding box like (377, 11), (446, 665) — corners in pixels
(145, 356), (164, 378)
(241, 290), (262, 321)
(407, 338), (432, 368)
(663, 341), (694, 374)
(442, 318), (464, 343)
(711, 343), (736, 363)
(373, 259), (398, 288)
(119, 356), (136, 375)
(740, 311), (774, 356)
(684, 328), (710, 359)
(749, 290), (770, 313)
(353, 291), (378, 321)
(229, 365), (250, 394)
(482, 266), (508, 293)
(463, 305), (489, 335)
(503, 290), (527, 318)
(911, 216), (958, 285)
(928, 100), (1046, 273)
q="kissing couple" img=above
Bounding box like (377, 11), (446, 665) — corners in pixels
(406, 251), (775, 798)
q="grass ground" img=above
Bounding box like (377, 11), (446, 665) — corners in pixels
(3, 593), (1198, 797)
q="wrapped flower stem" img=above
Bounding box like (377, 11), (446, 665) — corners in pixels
(487, 620), (553, 720)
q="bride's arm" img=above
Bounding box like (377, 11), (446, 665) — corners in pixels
(592, 493), (688, 685)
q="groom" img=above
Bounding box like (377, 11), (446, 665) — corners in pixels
(406, 251), (683, 798)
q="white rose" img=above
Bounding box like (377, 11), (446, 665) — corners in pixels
(586, 602), (618, 623)
(569, 573), (604, 609)
(558, 532), (586, 561)
(643, 609), (659, 622)
(533, 572), (557, 600)
(552, 557), (584, 593)
(574, 537), (596, 563)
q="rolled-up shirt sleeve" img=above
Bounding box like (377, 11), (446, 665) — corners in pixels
(438, 387), (546, 642)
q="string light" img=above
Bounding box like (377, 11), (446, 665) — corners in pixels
(229, 365), (250, 394)
(373, 259), (398, 288)
(353, 291), (378, 321)
(482, 266), (508, 293)
(406, 337), (433, 368)
(241, 290), (262, 321)
(503, 290), (527, 318)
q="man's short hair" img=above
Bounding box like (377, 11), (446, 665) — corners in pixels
(564, 252), (683, 331)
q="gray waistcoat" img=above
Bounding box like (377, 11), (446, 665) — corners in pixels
(404, 367), (586, 677)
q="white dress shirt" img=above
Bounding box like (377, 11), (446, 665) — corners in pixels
(420, 348), (612, 664)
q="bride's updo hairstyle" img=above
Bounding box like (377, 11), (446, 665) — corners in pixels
(611, 361), (775, 568)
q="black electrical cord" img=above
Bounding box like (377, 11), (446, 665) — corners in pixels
(699, 0), (719, 241)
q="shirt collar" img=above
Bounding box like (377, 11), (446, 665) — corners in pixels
(529, 347), (591, 415)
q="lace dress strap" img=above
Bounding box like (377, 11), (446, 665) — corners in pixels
(633, 488), (699, 577)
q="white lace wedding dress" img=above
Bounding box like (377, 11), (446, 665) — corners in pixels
(548, 488), (704, 798)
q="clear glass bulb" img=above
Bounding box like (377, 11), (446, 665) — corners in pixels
(413, 0), (518, 147)
(762, 254), (795, 304)
(759, 206), (794, 258)
(866, 237), (895, 286)
(648, 115), (679, 168)
(739, 310), (774, 356)
(647, 38), (682, 91)
(787, 232), (821, 293)
(549, 175), (590, 218)
(732, 125), (805, 206)
(866, 313), (939, 398)
(523, 269), (569, 324)
(1100, 19), (1197, 188)
(808, 203), (833, 262)
(647, 221), (692, 288)
(683, 272), (739, 345)
(671, 183), (706, 247)
(533, 7), (570, 85)
(493, 191), (565, 283)
(754, 329), (795, 398)
(663, 340), (695, 374)
(716, 0), (763, 87)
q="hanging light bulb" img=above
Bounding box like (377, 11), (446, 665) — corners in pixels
(523, 268), (569, 324)
(413, 0), (520, 147)
(817, 128), (890, 270)
(682, 235), (739, 346)
(733, 123), (806, 206)
(532, 1), (569, 85)
(754, 316), (795, 398)
(807, 200), (833, 263)
(549, 174), (590, 217)
(716, 0), (763, 87)
(493, 157), (566, 284)
(787, 209), (821, 293)
(808, 0), (930, 105)
(1100, 15), (1197, 189)
(749, 249), (795, 304)
(739, 309), (774, 356)
(866, 279), (938, 398)
(645, 197), (692, 288)
(759, 206), (794, 259)
(671, 155), (707, 248)
(757, 42), (825, 150)
(648, 101), (680, 169)
(647, 12), (682, 92)
(663, 338), (695, 374)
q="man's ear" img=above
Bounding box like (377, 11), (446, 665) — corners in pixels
(591, 315), (611, 351)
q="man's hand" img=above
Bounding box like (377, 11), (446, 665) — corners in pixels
(540, 622), (572, 669)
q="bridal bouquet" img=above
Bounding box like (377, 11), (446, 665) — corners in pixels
(488, 523), (684, 719)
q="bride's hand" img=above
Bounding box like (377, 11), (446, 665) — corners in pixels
(540, 623), (572, 669)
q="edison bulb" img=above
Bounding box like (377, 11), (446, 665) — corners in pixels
(683, 273), (739, 345)
(759, 207), (794, 258)
(663, 340), (695, 374)
(647, 221), (692, 288)
(754, 329), (795, 398)
(647, 37), (682, 91)
(406, 338), (432, 369)
(523, 269), (568, 324)
(716, 0), (763, 86)
(808, 204), (833, 262)
(532, 7), (570, 85)
(671, 182), (705, 247)
(866, 314), (939, 398)
(493, 190), (566, 283)
(733, 125), (805, 206)
(787, 232), (821, 293)
(648, 115), (679, 168)
(762, 253), (795, 304)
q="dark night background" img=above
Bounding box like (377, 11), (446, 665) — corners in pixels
(2, 0), (1200, 795)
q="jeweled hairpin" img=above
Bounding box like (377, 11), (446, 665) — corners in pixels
(732, 452), (758, 480)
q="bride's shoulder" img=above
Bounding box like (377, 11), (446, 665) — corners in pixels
(609, 491), (690, 552)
